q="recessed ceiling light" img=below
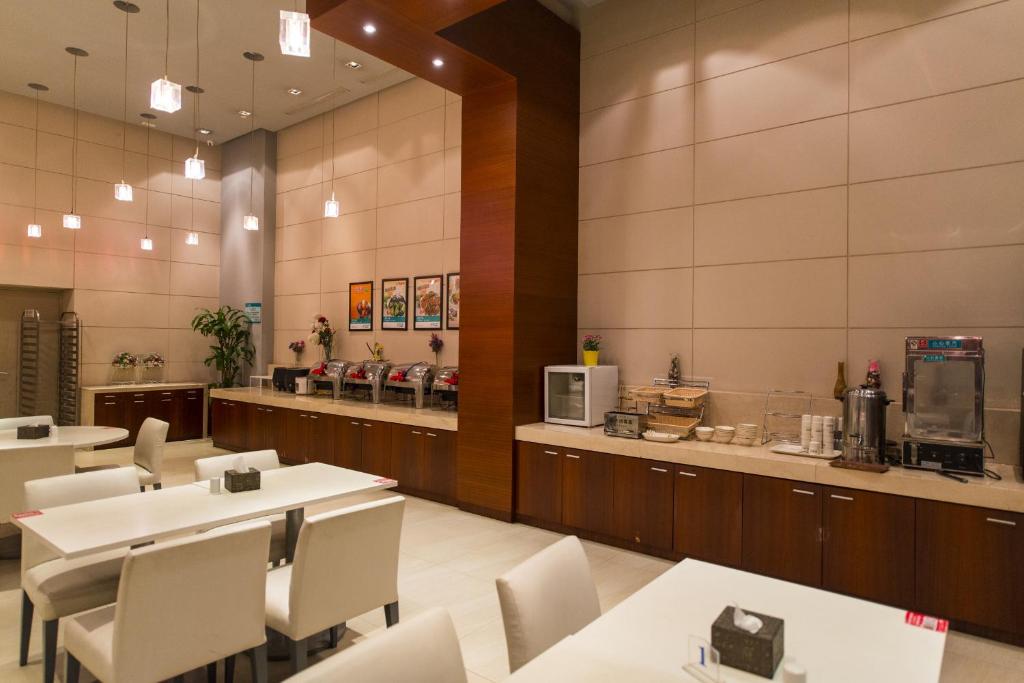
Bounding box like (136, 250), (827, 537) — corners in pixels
(238, 110), (252, 117)
(287, 87), (302, 96)
(196, 127), (212, 135)
(432, 57), (445, 67)
(362, 23), (376, 34)
(345, 60), (363, 69)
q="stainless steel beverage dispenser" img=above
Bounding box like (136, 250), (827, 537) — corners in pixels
(842, 385), (890, 464)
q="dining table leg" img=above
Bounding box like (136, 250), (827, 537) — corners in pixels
(285, 507), (304, 563)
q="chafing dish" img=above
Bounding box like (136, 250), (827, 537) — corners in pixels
(341, 360), (392, 403)
(311, 359), (357, 400)
(430, 366), (459, 410)
(384, 362), (437, 409)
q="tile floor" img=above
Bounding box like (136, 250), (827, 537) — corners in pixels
(0, 439), (1022, 682)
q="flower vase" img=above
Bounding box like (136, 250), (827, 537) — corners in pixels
(322, 343), (333, 363)
(293, 352), (302, 367)
(583, 350), (599, 366)
(111, 367), (134, 385)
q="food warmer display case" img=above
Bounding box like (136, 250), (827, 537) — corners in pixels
(384, 362), (437, 409)
(431, 366), (459, 410)
(311, 360), (357, 400)
(341, 360), (392, 403)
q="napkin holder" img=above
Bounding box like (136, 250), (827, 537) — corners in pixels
(224, 467), (261, 493)
(17, 424), (51, 440)
(711, 606), (784, 679)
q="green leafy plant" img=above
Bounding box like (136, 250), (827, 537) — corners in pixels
(191, 306), (255, 388)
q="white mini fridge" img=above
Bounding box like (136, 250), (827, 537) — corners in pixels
(544, 365), (619, 427)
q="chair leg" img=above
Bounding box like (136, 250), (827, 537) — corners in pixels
(225, 654), (236, 683)
(289, 637), (308, 674)
(385, 601), (400, 627)
(206, 661), (217, 683)
(43, 619), (58, 683)
(139, 486), (145, 493)
(153, 482), (162, 490)
(251, 643), (269, 683)
(328, 625), (339, 649)
(66, 653), (81, 683)
(19, 591), (33, 666)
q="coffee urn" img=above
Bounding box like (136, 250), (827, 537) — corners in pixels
(842, 385), (891, 464)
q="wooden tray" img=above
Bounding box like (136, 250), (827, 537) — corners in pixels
(647, 418), (698, 437)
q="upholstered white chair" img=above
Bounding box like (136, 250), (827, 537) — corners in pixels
(132, 417), (168, 490)
(266, 496), (405, 673)
(1, 445), (75, 528)
(64, 520), (272, 683)
(495, 536), (601, 672)
(286, 608), (467, 683)
(0, 415), (55, 430)
(20, 467), (140, 683)
(195, 450), (286, 563)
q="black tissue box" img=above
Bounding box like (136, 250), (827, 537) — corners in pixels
(224, 467), (261, 493)
(17, 424), (51, 440)
(711, 606), (784, 678)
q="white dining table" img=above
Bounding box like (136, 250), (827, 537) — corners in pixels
(508, 559), (947, 683)
(0, 425), (129, 451)
(10, 462), (397, 561)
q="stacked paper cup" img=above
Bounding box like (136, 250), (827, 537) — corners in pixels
(800, 415), (812, 450)
(822, 416), (835, 454)
(809, 415), (823, 454)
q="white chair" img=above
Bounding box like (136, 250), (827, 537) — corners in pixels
(266, 496), (405, 673)
(1, 445), (75, 526)
(20, 468), (140, 683)
(79, 417), (168, 491)
(286, 608), (467, 683)
(194, 450), (286, 564)
(0, 415), (55, 430)
(65, 520), (272, 683)
(496, 536), (601, 673)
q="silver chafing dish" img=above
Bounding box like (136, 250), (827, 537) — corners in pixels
(341, 360), (392, 403)
(430, 366), (459, 411)
(311, 359), (357, 400)
(384, 362), (437, 409)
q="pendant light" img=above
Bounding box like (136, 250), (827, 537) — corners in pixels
(279, 1), (311, 57)
(63, 47), (87, 230)
(323, 40), (340, 218)
(114, 1), (139, 202)
(26, 83), (48, 239)
(184, 2), (205, 181)
(150, 0), (181, 113)
(242, 50), (263, 231)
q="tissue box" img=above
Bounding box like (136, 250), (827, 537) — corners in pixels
(711, 606), (784, 678)
(17, 424), (51, 440)
(224, 467), (261, 493)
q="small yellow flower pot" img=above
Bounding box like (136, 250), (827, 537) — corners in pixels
(583, 350), (599, 366)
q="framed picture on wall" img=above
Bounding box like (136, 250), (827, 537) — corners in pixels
(413, 275), (443, 330)
(349, 281), (373, 331)
(446, 272), (460, 330)
(381, 277), (409, 330)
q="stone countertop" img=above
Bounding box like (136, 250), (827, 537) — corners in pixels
(516, 422), (1024, 514)
(82, 382), (207, 393)
(211, 387), (458, 431)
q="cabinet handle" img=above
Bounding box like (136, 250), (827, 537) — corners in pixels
(565, 453), (581, 459)
(104, 402), (116, 405)
(351, 421), (359, 426)
(161, 398), (172, 403)
(986, 517), (1017, 527)
(161, 392), (172, 396)
(265, 409), (273, 413)
(412, 430), (422, 435)
(426, 433), (437, 438)
(650, 467), (668, 473)
(187, 396), (197, 400)
(133, 400), (145, 404)
(830, 494), (853, 501)
(544, 450), (558, 455)
(678, 471), (697, 478)
(792, 489), (815, 496)
(363, 423), (372, 428)
(309, 415), (319, 420)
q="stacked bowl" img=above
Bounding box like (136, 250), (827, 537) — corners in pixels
(733, 423), (758, 446)
(712, 425), (735, 444)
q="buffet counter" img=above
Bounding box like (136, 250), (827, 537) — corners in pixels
(516, 422), (1024, 514)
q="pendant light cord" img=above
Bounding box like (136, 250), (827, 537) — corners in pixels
(71, 52), (78, 213)
(121, 6), (129, 182)
(249, 56), (256, 215)
(32, 90), (39, 223)
(192, 0), (200, 231)
(330, 40), (336, 197)
(164, 0), (170, 78)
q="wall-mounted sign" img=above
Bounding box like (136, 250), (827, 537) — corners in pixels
(244, 302), (262, 324)
(446, 272), (460, 330)
(381, 277), (408, 330)
(414, 275), (443, 330)
(349, 281), (373, 331)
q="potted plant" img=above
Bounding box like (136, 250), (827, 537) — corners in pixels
(191, 306), (255, 388)
(111, 352), (138, 385)
(140, 352), (165, 383)
(288, 339), (305, 366)
(582, 334), (602, 367)
(307, 315), (336, 362)
(428, 333), (443, 367)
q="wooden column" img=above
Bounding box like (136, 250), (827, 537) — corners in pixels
(310, 0), (579, 520)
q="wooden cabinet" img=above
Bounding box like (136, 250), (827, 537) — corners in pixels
(286, 410), (333, 465)
(742, 475), (822, 587)
(562, 449), (613, 536)
(515, 442), (563, 526)
(916, 500), (1024, 637)
(125, 391), (151, 444)
(335, 417), (363, 470)
(249, 405), (289, 460)
(423, 429), (456, 502)
(211, 398), (247, 451)
(175, 388), (204, 440)
(93, 393), (126, 429)
(392, 425), (456, 503)
(612, 455), (674, 552)
(674, 465), (743, 567)
(822, 487), (915, 608)
(95, 388), (203, 448)
(360, 419), (393, 479)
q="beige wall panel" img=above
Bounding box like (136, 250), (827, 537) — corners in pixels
(581, 0), (695, 58)
(334, 96), (379, 140)
(378, 153), (444, 206)
(276, 221), (323, 263)
(379, 107), (444, 166)
(169, 262), (219, 298)
(278, 114), (323, 158)
(580, 146), (693, 220)
(277, 146), (323, 193)
(72, 290), (169, 329)
(581, 87), (693, 165)
(82, 327), (169, 365)
(379, 196), (444, 248)
(275, 257), (322, 296)
(168, 295), (219, 329)
(0, 245), (74, 289)
(75, 252), (169, 295)
(331, 129), (379, 179)
(850, 0), (1002, 39)
(579, 328), (694, 386)
(323, 209), (377, 255)
(579, 208), (693, 274)
(579, 268), (693, 329)
(379, 79), (445, 125)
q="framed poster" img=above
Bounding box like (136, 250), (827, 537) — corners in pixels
(381, 277), (409, 330)
(349, 281), (373, 331)
(413, 275), (443, 330)
(446, 272), (460, 330)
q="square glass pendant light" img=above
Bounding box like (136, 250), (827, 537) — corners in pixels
(186, 231), (200, 246)
(150, 77), (182, 113)
(279, 11), (311, 57)
(62, 213), (81, 230)
(114, 182), (133, 202)
(324, 195), (340, 218)
(184, 155), (205, 180)
(140, 236), (153, 251)
(27, 223), (42, 238)
(243, 214), (259, 231)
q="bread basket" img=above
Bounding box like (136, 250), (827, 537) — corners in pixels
(663, 387), (707, 409)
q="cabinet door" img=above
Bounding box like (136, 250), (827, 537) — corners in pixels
(392, 424), (426, 491)
(361, 420), (393, 479)
(916, 500), (1024, 635)
(823, 488), (915, 607)
(335, 418), (363, 470)
(515, 442), (562, 525)
(125, 391), (151, 445)
(179, 388), (204, 440)
(562, 449), (613, 536)
(674, 465), (743, 567)
(424, 429), (457, 503)
(612, 456), (674, 551)
(305, 413), (333, 464)
(263, 407), (289, 461)
(742, 475), (822, 586)
(150, 390), (177, 433)
(211, 399), (230, 448)
(286, 411), (310, 464)
(93, 393), (127, 450)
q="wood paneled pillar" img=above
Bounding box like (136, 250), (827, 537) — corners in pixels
(310, 0), (579, 520)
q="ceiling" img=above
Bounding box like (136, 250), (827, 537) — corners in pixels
(0, 0), (413, 144)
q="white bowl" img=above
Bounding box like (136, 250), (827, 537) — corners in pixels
(695, 426), (714, 442)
